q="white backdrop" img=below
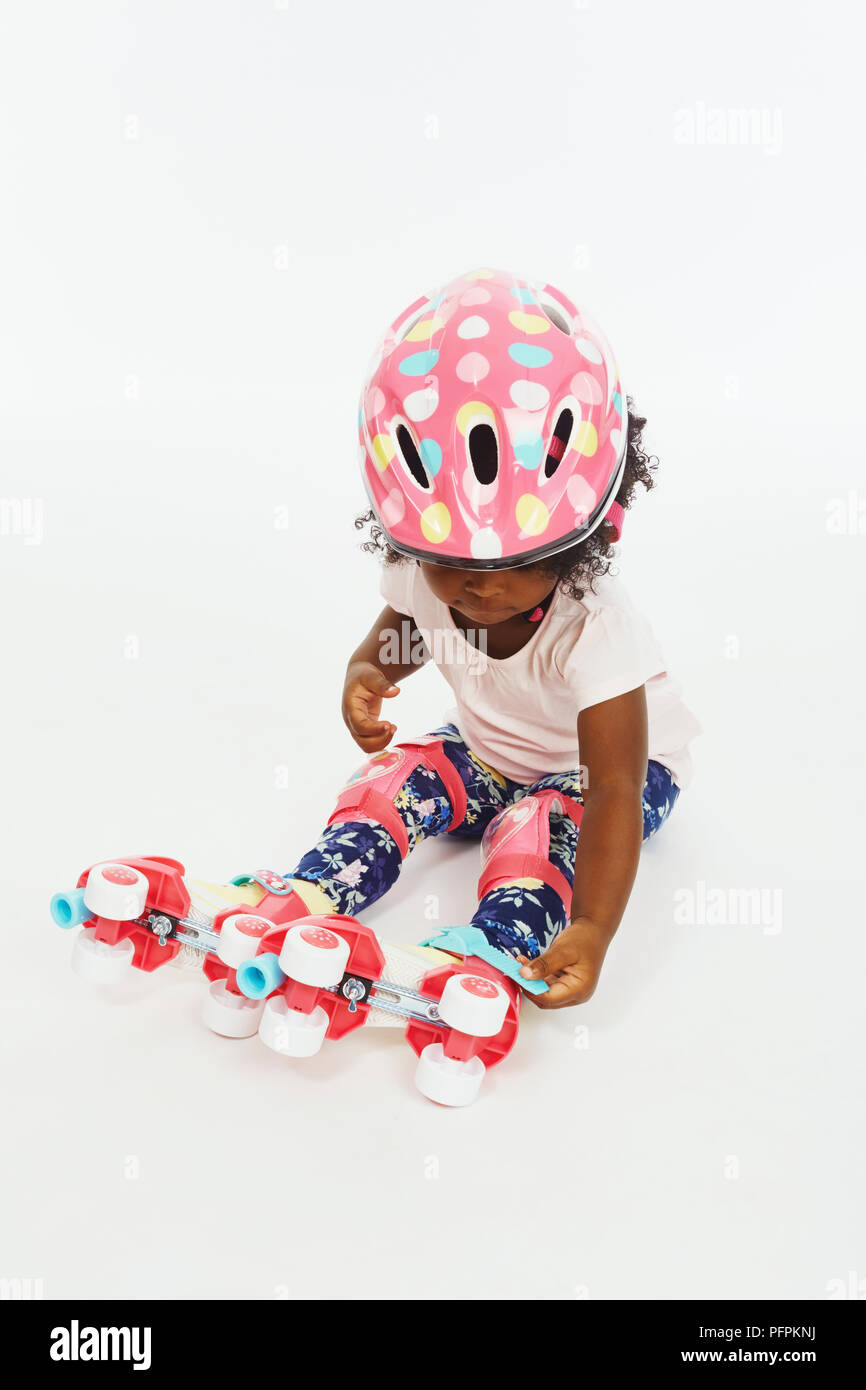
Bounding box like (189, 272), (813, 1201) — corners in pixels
(2, 0), (864, 1300)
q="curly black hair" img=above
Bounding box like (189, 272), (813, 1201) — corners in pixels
(355, 396), (657, 600)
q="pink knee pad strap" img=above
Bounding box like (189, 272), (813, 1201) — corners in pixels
(477, 789), (583, 912)
(328, 737), (467, 859)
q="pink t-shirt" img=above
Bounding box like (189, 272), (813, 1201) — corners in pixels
(379, 562), (701, 789)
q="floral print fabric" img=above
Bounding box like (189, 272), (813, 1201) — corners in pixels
(289, 725), (679, 961)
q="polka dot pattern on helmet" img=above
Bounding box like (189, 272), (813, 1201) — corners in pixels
(420, 502), (452, 544)
(509, 343), (553, 368)
(457, 315), (490, 339)
(508, 310), (550, 335)
(456, 352), (490, 384)
(398, 349), (439, 377)
(359, 268), (626, 567)
(403, 383), (439, 422)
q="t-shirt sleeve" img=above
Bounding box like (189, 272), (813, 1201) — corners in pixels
(562, 605), (667, 714)
(378, 559), (416, 618)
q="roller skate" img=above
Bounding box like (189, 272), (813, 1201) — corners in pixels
(231, 911), (533, 1107)
(49, 858), (321, 1037)
(50, 858), (545, 1106)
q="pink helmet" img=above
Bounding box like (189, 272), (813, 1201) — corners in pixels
(358, 267), (627, 569)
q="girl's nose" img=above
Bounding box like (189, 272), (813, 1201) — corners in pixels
(464, 577), (505, 600)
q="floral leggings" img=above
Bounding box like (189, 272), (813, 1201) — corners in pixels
(288, 724), (679, 963)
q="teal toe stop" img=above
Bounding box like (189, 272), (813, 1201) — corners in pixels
(236, 952), (285, 1000)
(419, 926), (549, 995)
(50, 888), (92, 929)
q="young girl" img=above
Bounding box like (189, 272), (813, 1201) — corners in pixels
(60, 268), (700, 1097)
(275, 266), (700, 1010)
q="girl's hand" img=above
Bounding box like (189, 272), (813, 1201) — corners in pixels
(342, 661), (400, 752)
(518, 917), (612, 1009)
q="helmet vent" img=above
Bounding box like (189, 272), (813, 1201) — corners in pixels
(539, 297), (572, 335)
(544, 409), (574, 478)
(395, 424), (431, 490)
(397, 310), (425, 343)
(468, 423), (498, 485)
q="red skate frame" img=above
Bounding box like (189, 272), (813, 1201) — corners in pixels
(251, 917), (521, 1067)
(71, 859), (523, 1070)
(74, 855), (191, 971)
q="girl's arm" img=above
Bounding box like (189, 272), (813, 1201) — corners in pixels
(571, 684), (648, 933)
(342, 604), (429, 752)
(520, 684), (648, 1007)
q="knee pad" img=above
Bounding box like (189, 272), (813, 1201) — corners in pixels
(328, 737), (468, 858)
(478, 789), (583, 913)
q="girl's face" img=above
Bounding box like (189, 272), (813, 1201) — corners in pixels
(419, 561), (556, 626)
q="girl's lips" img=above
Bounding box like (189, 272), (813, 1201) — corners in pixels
(459, 603), (511, 623)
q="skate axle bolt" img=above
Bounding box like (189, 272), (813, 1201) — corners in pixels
(148, 913), (174, 946)
(341, 977), (368, 1014)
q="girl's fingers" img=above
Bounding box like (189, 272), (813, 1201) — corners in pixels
(359, 672), (400, 699)
(519, 938), (577, 982)
(352, 719), (395, 742)
(354, 729), (394, 752)
(344, 673), (399, 739)
(349, 699), (396, 747)
(532, 980), (583, 1009)
(351, 711), (385, 735)
(517, 945), (597, 1009)
(348, 692), (384, 733)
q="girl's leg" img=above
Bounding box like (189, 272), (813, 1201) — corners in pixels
(468, 760), (681, 963)
(284, 725), (511, 919)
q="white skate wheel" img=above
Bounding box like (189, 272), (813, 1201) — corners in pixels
(258, 995), (328, 1058)
(436, 973), (508, 1037)
(71, 926), (135, 985)
(202, 978), (265, 1038)
(83, 863), (148, 922)
(414, 1042), (486, 1107)
(216, 913), (273, 969)
(278, 922), (350, 987)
